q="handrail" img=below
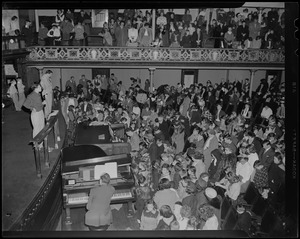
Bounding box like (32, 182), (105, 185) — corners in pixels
(29, 111), (60, 178)
(2, 35), (26, 51)
(203, 36), (224, 48)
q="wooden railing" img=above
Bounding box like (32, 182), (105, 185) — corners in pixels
(2, 35), (26, 51)
(29, 111), (60, 178)
(26, 46), (285, 64)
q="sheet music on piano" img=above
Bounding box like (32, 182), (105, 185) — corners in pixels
(94, 162), (118, 179)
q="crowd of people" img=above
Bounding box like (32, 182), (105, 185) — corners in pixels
(52, 71), (285, 232)
(3, 8), (285, 49)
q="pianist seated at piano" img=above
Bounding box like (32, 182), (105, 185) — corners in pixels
(85, 173), (115, 231)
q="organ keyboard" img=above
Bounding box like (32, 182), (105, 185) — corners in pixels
(61, 144), (136, 225)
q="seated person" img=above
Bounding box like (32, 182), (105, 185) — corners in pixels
(85, 173), (115, 231)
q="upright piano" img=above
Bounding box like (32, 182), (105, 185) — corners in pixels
(61, 145), (135, 225)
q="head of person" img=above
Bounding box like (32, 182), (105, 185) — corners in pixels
(32, 83), (42, 93)
(180, 204), (192, 219)
(100, 173), (110, 185)
(274, 152), (284, 165)
(262, 139), (271, 150)
(158, 178), (171, 190)
(45, 70), (53, 76)
(160, 205), (173, 219)
(145, 199), (157, 212)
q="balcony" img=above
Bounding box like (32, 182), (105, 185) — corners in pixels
(25, 46), (285, 69)
(2, 35), (31, 60)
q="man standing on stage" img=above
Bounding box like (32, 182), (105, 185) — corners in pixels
(40, 70), (53, 119)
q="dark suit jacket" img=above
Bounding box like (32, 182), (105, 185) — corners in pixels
(258, 147), (275, 170)
(80, 103), (93, 113)
(182, 194), (198, 217)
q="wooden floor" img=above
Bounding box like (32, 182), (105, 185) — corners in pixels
(59, 204), (140, 231)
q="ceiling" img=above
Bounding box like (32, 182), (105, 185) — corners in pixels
(2, 1), (246, 9)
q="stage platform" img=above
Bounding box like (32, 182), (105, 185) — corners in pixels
(2, 105), (66, 231)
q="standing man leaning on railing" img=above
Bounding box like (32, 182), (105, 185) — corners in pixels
(23, 83), (46, 149)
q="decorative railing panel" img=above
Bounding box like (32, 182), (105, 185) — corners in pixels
(26, 46), (285, 64)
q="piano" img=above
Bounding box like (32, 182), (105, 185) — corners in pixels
(61, 145), (136, 225)
(74, 123), (131, 156)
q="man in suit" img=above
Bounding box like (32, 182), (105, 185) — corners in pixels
(85, 173), (115, 231)
(65, 76), (77, 94)
(80, 98), (93, 114)
(244, 131), (262, 155)
(258, 139), (275, 171)
(214, 102), (226, 125)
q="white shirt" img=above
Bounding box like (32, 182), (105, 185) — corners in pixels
(128, 28), (138, 42)
(236, 161), (252, 183)
(178, 217), (189, 230)
(226, 182), (241, 200)
(202, 215), (219, 230)
(247, 153), (259, 170)
(261, 107), (273, 119)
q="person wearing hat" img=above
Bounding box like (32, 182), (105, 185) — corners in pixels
(203, 129), (219, 172)
(195, 175), (212, 208)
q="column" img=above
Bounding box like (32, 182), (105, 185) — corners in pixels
(35, 66), (44, 81)
(249, 69), (257, 98)
(257, 8), (264, 24)
(148, 68), (155, 93)
(35, 10), (39, 32)
(152, 9), (156, 41)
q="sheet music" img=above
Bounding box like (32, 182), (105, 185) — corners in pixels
(104, 162), (118, 179)
(94, 165), (106, 180)
(94, 162), (118, 179)
(83, 169), (90, 181)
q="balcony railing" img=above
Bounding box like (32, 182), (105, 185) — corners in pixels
(26, 46), (285, 64)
